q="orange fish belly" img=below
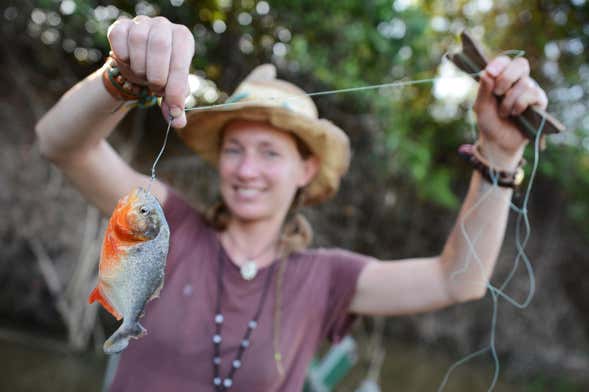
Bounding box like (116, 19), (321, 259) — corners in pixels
(88, 203), (136, 320)
(89, 284), (122, 320)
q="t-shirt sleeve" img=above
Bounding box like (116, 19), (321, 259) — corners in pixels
(319, 248), (373, 343)
(160, 183), (207, 275)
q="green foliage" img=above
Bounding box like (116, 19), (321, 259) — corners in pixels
(8, 0), (589, 221)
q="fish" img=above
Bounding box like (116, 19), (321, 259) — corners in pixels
(88, 187), (170, 354)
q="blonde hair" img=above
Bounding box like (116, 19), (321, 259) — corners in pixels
(204, 188), (313, 253)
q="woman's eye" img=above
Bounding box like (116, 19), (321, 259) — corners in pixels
(222, 147), (241, 155)
(263, 150), (280, 158)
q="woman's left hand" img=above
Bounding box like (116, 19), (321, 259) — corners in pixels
(473, 56), (548, 167)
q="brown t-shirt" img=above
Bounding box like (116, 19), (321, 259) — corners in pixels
(108, 186), (372, 392)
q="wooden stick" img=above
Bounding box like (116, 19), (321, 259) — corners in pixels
(446, 31), (566, 139)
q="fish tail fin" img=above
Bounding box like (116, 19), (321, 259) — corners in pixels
(103, 322), (147, 355)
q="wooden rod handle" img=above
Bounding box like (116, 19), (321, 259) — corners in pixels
(446, 31), (566, 139)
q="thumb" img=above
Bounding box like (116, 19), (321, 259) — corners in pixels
(161, 101), (187, 128)
(474, 71), (497, 112)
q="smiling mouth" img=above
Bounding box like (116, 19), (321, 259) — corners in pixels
(234, 186), (265, 198)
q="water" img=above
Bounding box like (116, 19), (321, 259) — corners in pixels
(0, 338), (106, 392)
(0, 334), (584, 392)
(338, 340), (522, 392)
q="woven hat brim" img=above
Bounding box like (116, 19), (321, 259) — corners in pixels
(178, 103), (350, 205)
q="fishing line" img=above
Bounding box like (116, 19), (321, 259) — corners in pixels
(146, 114), (173, 193)
(438, 115), (545, 391)
(500, 116), (545, 307)
(183, 72), (483, 113)
(142, 64), (544, 392)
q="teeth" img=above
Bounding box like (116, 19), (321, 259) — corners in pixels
(236, 187), (260, 197)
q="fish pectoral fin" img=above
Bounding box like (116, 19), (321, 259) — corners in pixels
(88, 286), (123, 321)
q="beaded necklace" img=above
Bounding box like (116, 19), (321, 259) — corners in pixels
(212, 244), (276, 390)
(224, 231), (279, 281)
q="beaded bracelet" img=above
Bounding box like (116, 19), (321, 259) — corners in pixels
(101, 57), (159, 108)
(458, 142), (526, 188)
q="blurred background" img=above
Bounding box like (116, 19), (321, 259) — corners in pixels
(1, 0), (588, 391)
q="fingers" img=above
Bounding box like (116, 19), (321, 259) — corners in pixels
(486, 56), (530, 96)
(107, 17), (132, 61)
(165, 25), (195, 127)
(498, 78), (528, 117)
(161, 101), (186, 128)
(485, 55), (511, 78)
(531, 82), (548, 111)
(498, 78), (546, 116)
(494, 57), (530, 96)
(127, 16), (151, 77)
(473, 71), (497, 113)
(146, 17), (173, 93)
(106, 16), (195, 128)
(484, 55), (548, 116)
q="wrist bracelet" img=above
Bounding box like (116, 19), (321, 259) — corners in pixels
(101, 57), (159, 108)
(458, 142), (526, 188)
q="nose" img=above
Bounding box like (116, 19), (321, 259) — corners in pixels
(235, 151), (260, 179)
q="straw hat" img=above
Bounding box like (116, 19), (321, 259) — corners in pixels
(177, 64), (351, 205)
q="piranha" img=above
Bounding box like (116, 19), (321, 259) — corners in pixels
(88, 187), (170, 354)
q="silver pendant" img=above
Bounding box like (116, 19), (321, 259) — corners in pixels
(240, 260), (258, 281)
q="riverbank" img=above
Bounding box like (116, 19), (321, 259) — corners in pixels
(1, 328), (586, 392)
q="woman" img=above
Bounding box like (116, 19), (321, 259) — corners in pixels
(35, 15), (548, 392)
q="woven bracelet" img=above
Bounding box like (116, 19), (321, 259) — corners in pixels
(101, 57), (159, 109)
(458, 143), (526, 189)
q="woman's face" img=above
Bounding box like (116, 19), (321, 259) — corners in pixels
(219, 119), (318, 223)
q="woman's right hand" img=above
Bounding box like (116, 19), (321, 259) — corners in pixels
(107, 16), (195, 128)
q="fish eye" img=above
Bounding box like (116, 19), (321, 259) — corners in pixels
(139, 206), (150, 216)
